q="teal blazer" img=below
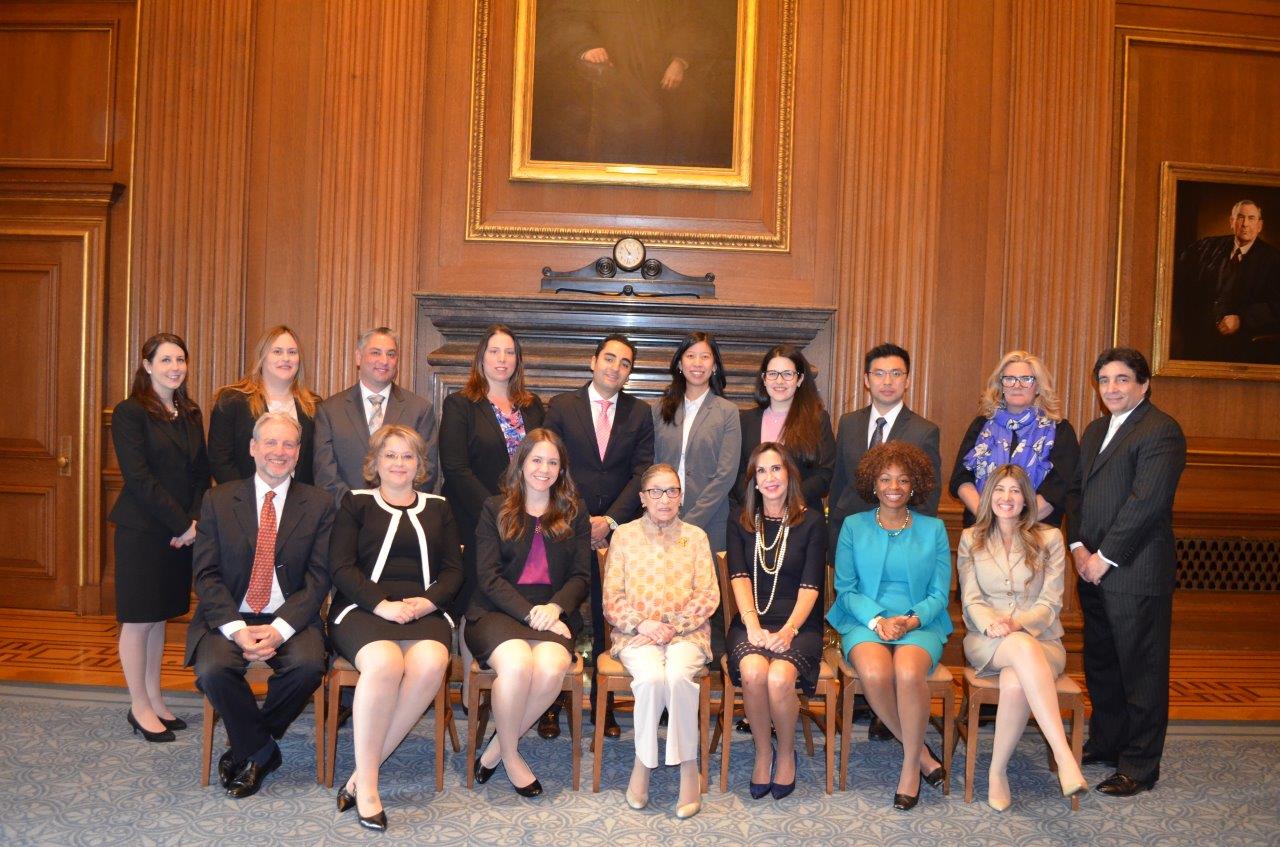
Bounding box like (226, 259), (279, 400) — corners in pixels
(826, 510), (953, 642)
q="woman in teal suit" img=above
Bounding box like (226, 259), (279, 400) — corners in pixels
(828, 441), (951, 811)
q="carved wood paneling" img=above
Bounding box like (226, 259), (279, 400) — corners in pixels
(129, 0), (254, 408)
(1002, 0), (1115, 427)
(311, 0), (432, 395)
(831, 1), (947, 415)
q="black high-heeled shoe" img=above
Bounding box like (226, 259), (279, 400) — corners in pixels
(159, 715), (187, 731)
(126, 711), (175, 743)
(893, 790), (919, 810)
(770, 750), (798, 800)
(358, 809), (388, 832)
(750, 748), (775, 800)
(473, 733), (498, 785)
(920, 743), (945, 789)
(513, 777), (543, 798)
(336, 784), (356, 813)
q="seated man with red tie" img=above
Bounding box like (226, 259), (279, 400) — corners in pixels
(186, 411), (335, 797)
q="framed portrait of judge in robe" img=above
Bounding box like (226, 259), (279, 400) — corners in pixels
(508, 0), (758, 190)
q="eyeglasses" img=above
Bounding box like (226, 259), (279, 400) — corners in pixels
(868, 369), (907, 380)
(762, 370), (799, 382)
(642, 487), (682, 500)
(1000, 375), (1037, 387)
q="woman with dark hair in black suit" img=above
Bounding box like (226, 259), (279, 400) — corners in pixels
(207, 324), (321, 485)
(465, 428), (590, 797)
(733, 344), (836, 516)
(109, 332), (210, 741)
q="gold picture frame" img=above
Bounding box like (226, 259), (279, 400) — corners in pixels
(509, 0), (757, 190)
(1152, 162), (1280, 380)
(465, 0), (796, 250)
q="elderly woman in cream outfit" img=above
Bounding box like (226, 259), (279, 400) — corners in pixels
(957, 463), (1087, 811)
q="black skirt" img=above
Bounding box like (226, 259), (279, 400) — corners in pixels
(725, 618), (823, 695)
(328, 579), (455, 662)
(114, 526), (193, 623)
(464, 584), (576, 665)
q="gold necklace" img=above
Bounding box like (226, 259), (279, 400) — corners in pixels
(874, 506), (910, 537)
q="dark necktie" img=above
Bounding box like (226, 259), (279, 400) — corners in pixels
(868, 416), (886, 449)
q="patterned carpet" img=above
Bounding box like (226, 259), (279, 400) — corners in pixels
(0, 682), (1276, 847)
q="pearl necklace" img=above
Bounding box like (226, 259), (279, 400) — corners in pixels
(752, 509), (789, 615)
(874, 506), (910, 537)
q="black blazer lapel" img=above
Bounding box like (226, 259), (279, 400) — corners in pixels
(571, 387), (599, 465)
(274, 488), (305, 554)
(231, 481), (259, 576)
(602, 392), (636, 464)
(741, 407), (764, 447)
(1087, 401), (1151, 481)
(887, 407), (913, 442)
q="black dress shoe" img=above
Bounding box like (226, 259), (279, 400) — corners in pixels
(1095, 772), (1153, 797)
(921, 744), (945, 789)
(513, 777), (543, 798)
(537, 707), (561, 740)
(226, 748), (282, 798)
(736, 717), (753, 735)
(217, 750), (241, 789)
(603, 709), (621, 739)
(159, 715), (188, 731)
(336, 785), (356, 813)
(770, 751), (798, 800)
(893, 791), (919, 810)
(358, 809), (388, 832)
(750, 749), (775, 799)
(473, 733), (498, 785)
(868, 716), (894, 741)
(126, 711), (175, 743)
(1081, 751), (1119, 768)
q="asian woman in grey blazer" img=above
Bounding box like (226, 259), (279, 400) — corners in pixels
(652, 332), (742, 553)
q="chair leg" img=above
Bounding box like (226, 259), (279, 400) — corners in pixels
(434, 678), (447, 793)
(964, 694), (980, 803)
(592, 680), (608, 793)
(313, 684), (325, 785)
(324, 674), (342, 788)
(839, 681), (854, 791)
(699, 675), (711, 795)
(465, 673), (482, 790)
(801, 705), (815, 757)
(1069, 699), (1083, 812)
(570, 677), (583, 792)
(719, 682), (735, 794)
(825, 686), (836, 794)
(940, 686), (954, 796)
(200, 700), (216, 787)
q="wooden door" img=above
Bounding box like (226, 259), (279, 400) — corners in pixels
(0, 227), (97, 610)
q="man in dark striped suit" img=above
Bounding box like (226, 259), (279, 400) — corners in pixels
(1068, 348), (1186, 797)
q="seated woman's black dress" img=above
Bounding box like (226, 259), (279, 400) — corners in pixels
(725, 507), (827, 694)
(328, 495), (458, 662)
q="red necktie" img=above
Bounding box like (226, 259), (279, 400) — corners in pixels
(245, 490), (277, 613)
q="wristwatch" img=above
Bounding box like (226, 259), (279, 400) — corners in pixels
(605, 516), (618, 533)
(868, 615), (883, 632)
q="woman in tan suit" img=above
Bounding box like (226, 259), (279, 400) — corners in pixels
(956, 463), (1087, 811)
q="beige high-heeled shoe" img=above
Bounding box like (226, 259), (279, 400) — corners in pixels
(1060, 772), (1089, 798)
(625, 787), (648, 810)
(675, 799), (702, 819)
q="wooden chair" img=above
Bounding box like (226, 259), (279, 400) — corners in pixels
(592, 547), (713, 794)
(199, 661), (324, 786)
(830, 646), (956, 794)
(466, 652), (584, 790)
(958, 666), (1086, 810)
(711, 551), (838, 794)
(322, 655), (459, 791)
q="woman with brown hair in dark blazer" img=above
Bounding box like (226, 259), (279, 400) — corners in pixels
(440, 325), (545, 617)
(465, 428), (590, 797)
(109, 332), (210, 741)
(207, 325), (321, 485)
(734, 345), (836, 516)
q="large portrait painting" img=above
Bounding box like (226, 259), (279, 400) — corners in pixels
(509, 0), (757, 189)
(1154, 163), (1280, 379)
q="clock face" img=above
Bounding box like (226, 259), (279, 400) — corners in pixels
(613, 237), (645, 271)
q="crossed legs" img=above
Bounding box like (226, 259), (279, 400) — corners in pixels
(479, 640), (572, 788)
(850, 642), (940, 798)
(347, 639), (450, 817)
(986, 632), (1085, 807)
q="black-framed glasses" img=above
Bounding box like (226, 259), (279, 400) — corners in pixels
(762, 370), (798, 382)
(642, 486), (682, 500)
(1000, 375), (1037, 387)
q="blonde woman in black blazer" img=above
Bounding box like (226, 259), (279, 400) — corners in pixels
(109, 332), (210, 742)
(465, 429), (591, 797)
(327, 424), (462, 832)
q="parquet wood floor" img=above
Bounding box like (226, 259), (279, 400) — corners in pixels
(1, 608), (1277, 720)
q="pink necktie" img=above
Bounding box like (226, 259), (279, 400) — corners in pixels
(245, 491), (277, 613)
(595, 399), (612, 461)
